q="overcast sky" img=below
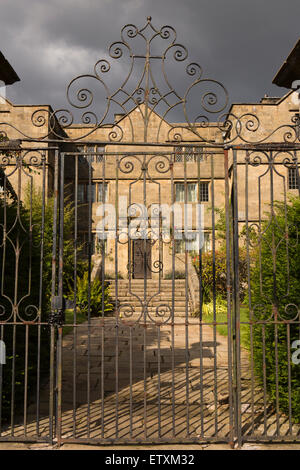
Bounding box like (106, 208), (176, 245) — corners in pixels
(1, 0), (300, 123)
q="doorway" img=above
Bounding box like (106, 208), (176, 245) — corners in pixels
(132, 239), (152, 279)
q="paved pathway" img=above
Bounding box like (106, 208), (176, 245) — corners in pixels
(3, 317), (299, 443)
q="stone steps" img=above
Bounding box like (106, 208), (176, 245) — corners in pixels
(109, 279), (191, 317)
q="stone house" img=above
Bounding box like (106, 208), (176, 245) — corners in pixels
(0, 44), (299, 282)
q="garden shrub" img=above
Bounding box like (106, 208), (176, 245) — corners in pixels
(68, 271), (114, 317)
(0, 187), (87, 422)
(249, 196), (300, 422)
(192, 249), (247, 304)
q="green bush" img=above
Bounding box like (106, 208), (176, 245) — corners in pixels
(0, 186), (86, 422)
(249, 196), (300, 422)
(0, 195), (51, 421)
(68, 272), (114, 317)
(192, 249), (247, 303)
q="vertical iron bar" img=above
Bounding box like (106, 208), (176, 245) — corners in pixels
(87, 155), (92, 438)
(23, 324), (29, 436)
(224, 149), (234, 445)
(10, 162), (22, 435)
(287, 323), (292, 435)
(115, 155), (120, 439)
(49, 148), (59, 444)
(56, 151), (65, 446)
(100, 150), (106, 438)
(129, 326), (133, 438)
(245, 151), (255, 435)
(197, 150), (205, 438)
(36, 152), (46, 436)
(262, 325), (267, 436)
(183, 150), (190, 437)
(170, 156), (176, 437)
(72, 154), (78, 438)
(143, 154), (148, 440)
(210, 152), (218, 436)
(232, 149), (241, 446)
(0, 324), (3, 436)
(157, 325), (161, 438)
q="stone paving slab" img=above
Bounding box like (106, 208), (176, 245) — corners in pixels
(1, 317), (300, 444)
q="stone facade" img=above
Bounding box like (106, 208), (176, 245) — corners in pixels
(226, 92), (300, 236)
(1, 92), (299, 280)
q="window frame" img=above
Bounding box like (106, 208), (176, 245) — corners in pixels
(174, 231), (211, 254)
(77, 181), (108, 204)
(175, 181), (209, 203)
(173, 146), (204, 163)
(76, 144), (105, 163)
(288, 166), (299, 190)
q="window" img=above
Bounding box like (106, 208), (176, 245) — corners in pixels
(87, 183), (96, 203)
(174, 147), (184, 163)
(175, 232), (210, 253)
(288, 167), (299, 190)
(175, 182), (209, 202)
(199, 182), (209, 202)
(78, 183), (86, 204)
(77, 144), (105, 163)
(174, 146), (203, 163)
(78, 182), (106, 204)
(97, 182), (108, 203)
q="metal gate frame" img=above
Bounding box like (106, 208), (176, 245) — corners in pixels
(0, 16), (300, 447)
(50, 144), (236, 446)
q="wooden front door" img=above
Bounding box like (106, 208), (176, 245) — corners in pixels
(133, 239), (152, 279)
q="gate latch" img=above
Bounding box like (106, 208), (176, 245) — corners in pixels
(49, 296), (66, 326)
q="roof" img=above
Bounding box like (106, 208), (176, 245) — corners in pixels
(0, 51), (20, 85)
(273, 39), (300, 89)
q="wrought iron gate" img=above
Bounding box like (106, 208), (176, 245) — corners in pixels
(0, 17), (299, 447)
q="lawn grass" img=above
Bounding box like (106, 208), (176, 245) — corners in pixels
(199, 305), (250, 350)
(63, 309), (88, 336)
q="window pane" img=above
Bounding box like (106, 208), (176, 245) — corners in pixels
(174, 147), (183, 162)
(185, 146), (195, 162)
(96, 146), (105, 163)
(78, 184), (85, 203)
(200, 182), (209, 202)
(86, 145), (95, 163)
(187, 183), (197, 202)
(87, 183), (96, 202)
(175, 183), (184, 202)
(288, 167), (299, 190)
(98, 183), (108, 202)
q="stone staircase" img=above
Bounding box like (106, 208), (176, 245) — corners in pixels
(109, 279), (191, 319)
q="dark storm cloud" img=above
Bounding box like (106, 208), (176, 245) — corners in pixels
(1, 0), (300, 120)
